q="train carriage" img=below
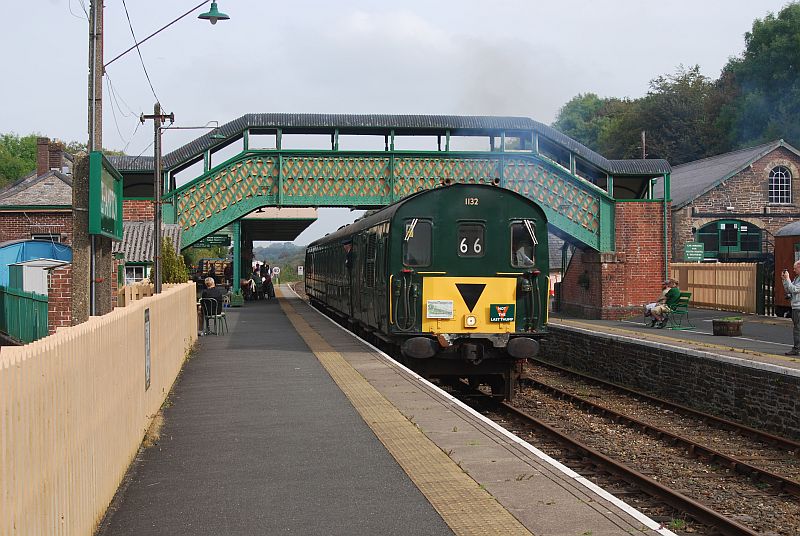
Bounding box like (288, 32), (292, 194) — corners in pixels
(305, 183), (549, 399)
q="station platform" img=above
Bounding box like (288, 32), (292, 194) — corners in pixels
(550, 307), (800, 373)
(97, 286), (671, 536)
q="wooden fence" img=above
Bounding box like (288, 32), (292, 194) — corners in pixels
(0, 283), (197, 535)
(669, 263), (757, 313)
(117, 282), (183, 307)
(0, 285), (48, 343)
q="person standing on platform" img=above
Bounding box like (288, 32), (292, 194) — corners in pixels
(781, 260), (800, 355)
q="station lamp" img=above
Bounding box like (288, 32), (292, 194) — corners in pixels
(198, 2), (230, 24)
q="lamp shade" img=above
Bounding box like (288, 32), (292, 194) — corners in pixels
(198, 2), (230, 25)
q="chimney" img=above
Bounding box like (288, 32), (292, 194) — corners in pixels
(36, 137), (50, 176)
(48, 140), (64, 173)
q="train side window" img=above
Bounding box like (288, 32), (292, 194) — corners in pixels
(511, 221), (537, 267)
(457, 223), (484, 257)
(403, 219), (432, 266)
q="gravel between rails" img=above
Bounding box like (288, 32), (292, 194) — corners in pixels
(510, 366), (799, 535)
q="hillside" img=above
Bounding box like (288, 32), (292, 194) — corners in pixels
(253, 242), (305, 281)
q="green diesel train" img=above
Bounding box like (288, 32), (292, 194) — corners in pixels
(305, 183), (549, 399)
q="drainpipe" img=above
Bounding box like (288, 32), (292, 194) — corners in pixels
(663, 172), (670, 280)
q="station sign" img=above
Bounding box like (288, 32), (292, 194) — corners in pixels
(194, 234), (231, 248)
(684, 241), (704, 262)
(88, 151), (123, 240)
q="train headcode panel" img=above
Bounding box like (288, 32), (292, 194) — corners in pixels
(304, 183), (549, 400)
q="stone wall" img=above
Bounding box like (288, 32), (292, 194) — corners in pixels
(540, 325), (800, 440)
(673, 146), (800, 260)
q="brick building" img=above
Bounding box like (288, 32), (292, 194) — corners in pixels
(0, 138), (73, 244)
(670, 140), (800, 261)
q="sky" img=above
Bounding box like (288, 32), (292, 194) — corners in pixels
(3, 0), (792, 244)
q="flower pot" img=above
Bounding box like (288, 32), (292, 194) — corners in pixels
(712, 318), (742, 336)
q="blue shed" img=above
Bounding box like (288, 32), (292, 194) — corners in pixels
(0, 240), (72, 288)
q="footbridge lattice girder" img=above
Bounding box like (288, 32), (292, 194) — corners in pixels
(169, 150), (613, 250)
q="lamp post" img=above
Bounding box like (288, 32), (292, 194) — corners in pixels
(83, 0), (230, 313)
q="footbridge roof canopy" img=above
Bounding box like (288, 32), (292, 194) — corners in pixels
(110, 113), (670, 176)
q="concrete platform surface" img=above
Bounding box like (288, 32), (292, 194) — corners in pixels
(97, 287), (674, 536)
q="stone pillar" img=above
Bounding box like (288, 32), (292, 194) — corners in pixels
(71, 156), (90, 324)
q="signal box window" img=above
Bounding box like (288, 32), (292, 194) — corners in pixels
(457, 223), (484, 257)
(403, 219), (431, 266)
(511, 222), (536, 267)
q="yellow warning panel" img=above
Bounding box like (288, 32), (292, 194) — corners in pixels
(421, 277), (517, 334)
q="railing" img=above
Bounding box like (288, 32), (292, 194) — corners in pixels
(0, 285), (48, 343)
(670, 263), (757, 313)
(0, 283), (197, 535)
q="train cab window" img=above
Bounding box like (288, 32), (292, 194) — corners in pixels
(457, 223), (485, 257)
(403, 219), (431, 266)
(511, 221), (537, 268)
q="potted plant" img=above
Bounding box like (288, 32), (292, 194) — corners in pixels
(712, 316), (743, 336)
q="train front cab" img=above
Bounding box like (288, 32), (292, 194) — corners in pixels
(390, 187), (549, 399)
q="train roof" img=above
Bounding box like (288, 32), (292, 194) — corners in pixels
(307, 183), (543, 248)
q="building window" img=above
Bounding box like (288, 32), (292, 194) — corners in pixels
(696, 220), (762, 260)
(31, 234), (62, 243)
(769, 165), (792, 204)
(125, 265), (147, 285)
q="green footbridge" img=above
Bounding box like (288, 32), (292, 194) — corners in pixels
(111, 113), (670, 275)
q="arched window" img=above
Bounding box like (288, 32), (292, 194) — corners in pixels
(696, 220), (762, 260)
(769, 165), (792, 204)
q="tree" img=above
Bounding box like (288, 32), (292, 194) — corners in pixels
(552, 93), (622, 151)
(161, 240), (189, 283)
(721, 2), (800, 147)
(0, 133), (39, 187)
(553, 67), (729, 165)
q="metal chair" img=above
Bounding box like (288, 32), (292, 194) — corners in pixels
(200, 297), (228, 335)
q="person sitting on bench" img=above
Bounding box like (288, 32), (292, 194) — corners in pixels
(650, 278), (680, 328)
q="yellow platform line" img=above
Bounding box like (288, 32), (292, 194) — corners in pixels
(276, 289), (532, 536)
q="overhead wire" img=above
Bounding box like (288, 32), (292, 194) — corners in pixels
(68, 0), (88, 20)
(120, 0), (164, 107)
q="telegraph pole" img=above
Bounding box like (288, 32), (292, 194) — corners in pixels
(141, 104), (174, 294)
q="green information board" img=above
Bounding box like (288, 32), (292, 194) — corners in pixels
(88, 152), (123, 240)
(194, 234), (232, 248)
(684, 241), (704, 262)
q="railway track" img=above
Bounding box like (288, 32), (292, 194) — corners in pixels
(485, 361), (800, 535)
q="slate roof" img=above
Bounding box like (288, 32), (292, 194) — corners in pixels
(0, 170), (72, 207)
(111, 221), (182, 263)
(668, 140), (800, 209)
(109, 113), (670, 176)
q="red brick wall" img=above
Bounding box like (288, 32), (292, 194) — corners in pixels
(123, 199), (154, 221)
(48, 265), (72, 333)
(0, 212), (73, 245)
(673, 146), (800, 260)
(561, 201), (669, 319)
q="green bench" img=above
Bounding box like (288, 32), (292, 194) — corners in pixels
(666, 291), (694, 330)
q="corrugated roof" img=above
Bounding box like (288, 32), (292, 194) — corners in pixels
(608, 159), (672, 175)
(776, 221), (800, 237)
(111, 221), (182, 263)
(0, 170), (72, 206)
(667, 140), (800, 208)
(109, 113), (671, 176)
